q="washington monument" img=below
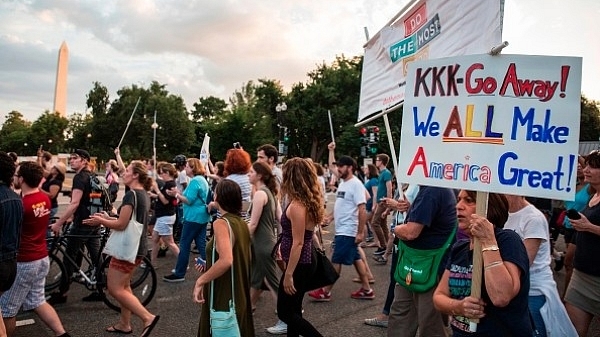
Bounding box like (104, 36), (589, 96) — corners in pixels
(53, 41), (68, 117)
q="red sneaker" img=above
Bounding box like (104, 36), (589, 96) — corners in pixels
(308, 288), (331, 302)
(351, 288), (375, 300)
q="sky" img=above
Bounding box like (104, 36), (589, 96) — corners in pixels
(1, 0), (599, 125)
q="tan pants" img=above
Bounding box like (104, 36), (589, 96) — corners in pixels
(371, 204), (389, 249)
(387, 283), (448, 337)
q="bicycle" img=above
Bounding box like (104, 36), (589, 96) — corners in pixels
(45, 219), (157, 312)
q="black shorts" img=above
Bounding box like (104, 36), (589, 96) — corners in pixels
(0, 259), (17, 292)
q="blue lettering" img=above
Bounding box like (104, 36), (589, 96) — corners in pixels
(413, 106), (440, 136)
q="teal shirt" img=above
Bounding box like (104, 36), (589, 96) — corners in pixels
(182, 175), (211, 224)
(376, 168), (392, 200)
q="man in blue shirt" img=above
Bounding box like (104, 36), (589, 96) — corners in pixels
(0, 152), (23, 337)
(371, 154), (393, 256)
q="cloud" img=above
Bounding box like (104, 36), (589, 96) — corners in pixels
(1, 0), (598, 125)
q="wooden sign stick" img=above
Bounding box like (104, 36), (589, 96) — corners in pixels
(469, 191), (489, 332)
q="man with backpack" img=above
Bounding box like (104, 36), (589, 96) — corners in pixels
(50, 149), (103, 304)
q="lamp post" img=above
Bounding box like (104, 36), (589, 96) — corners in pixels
(47, 139), (53, 153)
(276, 103), (287, 158)
(151, 110), (158, 175)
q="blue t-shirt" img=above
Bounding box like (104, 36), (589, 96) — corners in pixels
(563, 183), (591, 229)
(404, 186), (457, 250)
(364, 177), (377, 212)
(446, 229), (532, 337)
(182, 175), (211, 224)
(376, 168), (392, 200)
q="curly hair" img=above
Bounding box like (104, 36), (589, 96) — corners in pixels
(281, 158), (324, 224)
(224, 149), (251, 176)
(17, 161), (44, 187)
(252, 161), (278, 197)
(0, 151), (16, 184)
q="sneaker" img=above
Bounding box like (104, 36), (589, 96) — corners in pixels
(157, 246), (168, 258)
(47, 293), (68, 305)
(266, 320), (288, 334)
(373, 248), (386, 256)
(351, 288), (375, 300)
(308, 288), (331, 302)
(373, 255), (388, 264)
(163, 274), (185, 283)
(364, 317), (388, 327)
(365, 236), (374, 242)
(554, 255), (565, 272)
(171, 266), (190, 274)
(82, 292), (104, 302)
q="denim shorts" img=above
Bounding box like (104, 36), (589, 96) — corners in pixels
(154, 215), (176, 236)
(331, 235), (360, 265)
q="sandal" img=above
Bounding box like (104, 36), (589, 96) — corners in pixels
(140, 315), (160, 337)
(352, 277), (375, 284)
(106, 326), (133, 334)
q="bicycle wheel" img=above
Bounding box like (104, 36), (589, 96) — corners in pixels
(45, 252), (67, 295)
(98, 256), (157, 312)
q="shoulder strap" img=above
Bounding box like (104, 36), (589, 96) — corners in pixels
(130, 190), (138, 222)
(210, 217), (235, 310)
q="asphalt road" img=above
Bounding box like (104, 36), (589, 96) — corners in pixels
(12, 177), (599, 336)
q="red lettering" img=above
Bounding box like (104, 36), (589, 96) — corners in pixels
(407, 147), (429, 177)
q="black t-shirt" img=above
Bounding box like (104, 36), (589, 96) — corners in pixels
(41, 178), (63, 209)
(574, 202), (600, 276)
(72, 169), (92, 225)
(154, 180), (177, 217)
(445, 229), (532, 337)
(119, 189), (149, 257)
(405, 186), (457, 249)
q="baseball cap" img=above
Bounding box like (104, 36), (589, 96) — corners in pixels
(333, 156), (356, 168)
(72, 149), (91, 161)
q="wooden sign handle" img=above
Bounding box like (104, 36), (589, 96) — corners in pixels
(469, 192), (489, 332)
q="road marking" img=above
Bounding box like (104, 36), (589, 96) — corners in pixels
(16, 319), (35, 327)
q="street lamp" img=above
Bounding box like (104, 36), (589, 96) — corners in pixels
(151, 110), (158, 174)
(276, 103), (288, 158)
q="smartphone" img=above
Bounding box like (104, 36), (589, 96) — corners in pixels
(566, 209), (581, 220)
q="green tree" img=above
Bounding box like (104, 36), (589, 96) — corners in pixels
(579, 95), (600, 141)
(29, 111), (69, 154)
(0, 111), (32, 154)
(64, 113), (94, 152)
(286, 55), (363, 161)
(87, 81), (194, 162)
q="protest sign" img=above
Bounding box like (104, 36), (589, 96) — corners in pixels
(398, 54), (582, 200)
(358, 0), (502, 122)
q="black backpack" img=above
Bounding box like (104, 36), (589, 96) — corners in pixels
(89, 174), (113, 214)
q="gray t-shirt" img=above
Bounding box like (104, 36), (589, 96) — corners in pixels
(119, 189), (149, 257)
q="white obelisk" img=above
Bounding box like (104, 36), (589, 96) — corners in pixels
(53, 41), (69, 118)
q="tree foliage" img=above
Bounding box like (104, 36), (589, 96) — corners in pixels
(579, 95), (600, 141)
(2, 56), (599, 168)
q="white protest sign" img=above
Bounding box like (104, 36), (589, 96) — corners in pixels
(358, 0), (502, 122)
(398, 54), (582, 200)
(200, 134), (210, 166)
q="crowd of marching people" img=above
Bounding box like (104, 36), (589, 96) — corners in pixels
(1, 142), (599, 337)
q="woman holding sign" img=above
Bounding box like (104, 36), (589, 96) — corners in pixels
(432, 191), (532, 336)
